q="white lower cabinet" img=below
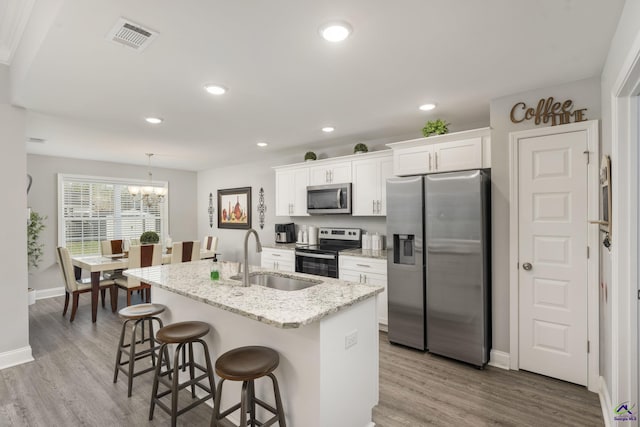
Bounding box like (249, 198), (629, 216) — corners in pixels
(339, 255), (388, 329)
(261, 248), (295, 272)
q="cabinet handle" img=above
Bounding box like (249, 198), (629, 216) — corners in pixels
(376, 200), (381, 214)
(359, 274), (362, 283)
(272, 253), (281, 257)
(363, 275), (367, 284)
(428, 152), (432, 170)
(372, 200), (376, 214)
(435, 152), (438, 170)
(325, 170), (329, 183)
(356, 264), (371, 268)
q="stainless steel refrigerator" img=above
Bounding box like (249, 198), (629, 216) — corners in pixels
(386, 170), (491, 367)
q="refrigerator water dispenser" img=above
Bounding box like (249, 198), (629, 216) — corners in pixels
(393, 234), (415, 265)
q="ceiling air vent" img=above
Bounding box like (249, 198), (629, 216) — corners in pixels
(106, 18), (158, 52)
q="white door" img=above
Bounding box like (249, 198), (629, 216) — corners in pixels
(518, 130), (588, 386)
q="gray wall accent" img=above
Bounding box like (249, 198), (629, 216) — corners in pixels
(0, 64), (30, 357)
(489, 76), (601, 354)
(599, 0), (640, 405)
(26, 154), (197, 292)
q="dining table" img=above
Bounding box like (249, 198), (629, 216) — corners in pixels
(71, 249), (219, 322)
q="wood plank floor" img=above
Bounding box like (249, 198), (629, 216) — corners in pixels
(0, 295), (603, 426)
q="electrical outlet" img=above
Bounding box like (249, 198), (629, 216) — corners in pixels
(345, 330), (358, 349)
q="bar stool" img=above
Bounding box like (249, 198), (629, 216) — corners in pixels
(113, 303), (167, 397)
(210, 346), (286, 427)
(149, 321), (216, 427)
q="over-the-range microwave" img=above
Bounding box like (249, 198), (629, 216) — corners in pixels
(306, 183), (351, 215)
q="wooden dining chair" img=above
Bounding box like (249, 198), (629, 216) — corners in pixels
(171, 241), (201, 263)
(202, 235), (218, 252)
(115, 244), (162, 306)
(100, 239), (125, 280)
(56, 246), (118, 322)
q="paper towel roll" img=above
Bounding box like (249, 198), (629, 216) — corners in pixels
(308, 226), (318, 245)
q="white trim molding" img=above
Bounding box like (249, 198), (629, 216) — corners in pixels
(35, 286), (65, 300)
(488, 350), (510, 370)
(0, 346), (33, 370)
(599, 376), (613, 427)
(508, 120), (600, 392)
(0, 0), (36, 65)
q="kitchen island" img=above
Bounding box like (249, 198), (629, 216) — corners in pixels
(124, 260), (383, 427)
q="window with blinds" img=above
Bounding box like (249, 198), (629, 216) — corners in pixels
(58, 174), (168, 256)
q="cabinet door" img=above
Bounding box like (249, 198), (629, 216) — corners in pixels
(309, 161), (352, 185)
(393, 145), (434, 176)
(362, 272), (388, 327)
(329, 162), (352, 184)
(275, 170), (294, 216)
(433, 137), (482, 173)
(352, 159), (378, 216)
(292, 168), (309, 216)
(378, 156), (394, 216)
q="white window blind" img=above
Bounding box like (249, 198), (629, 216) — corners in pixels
(58, 174), (168, 256)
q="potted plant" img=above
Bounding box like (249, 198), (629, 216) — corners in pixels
(140, 231), (160, 244)
(304, 151), (317, 161)
(422, 119), (450, 137)
(27, 210), (46, 270)
(354, 143), (368, 154)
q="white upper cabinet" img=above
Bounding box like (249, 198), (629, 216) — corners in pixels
(352, 152), (393, 216)
(388, 127), (491, 176)
(275, 166), (309, 216)
(309, 161), (352, 185)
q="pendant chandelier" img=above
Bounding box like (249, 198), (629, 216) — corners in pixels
(128, 153), (167, 208)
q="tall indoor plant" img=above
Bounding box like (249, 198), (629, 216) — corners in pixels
(27, 210), (46, 270)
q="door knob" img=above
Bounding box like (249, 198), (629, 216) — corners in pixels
(522, 262), (532, 271)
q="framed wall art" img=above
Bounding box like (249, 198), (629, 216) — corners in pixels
(218, 187), (251, 229)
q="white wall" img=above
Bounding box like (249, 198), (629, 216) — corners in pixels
(27, 154), (197, 292)
(0, 64), (31, 367)
(489, 76), (601, 354)
(600, 0), (640, 415)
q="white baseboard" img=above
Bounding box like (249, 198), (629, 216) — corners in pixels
(35, 287), (65, 300)
(598, 376), (612, 427)
(0, 346), (34, 370)
(488, 349), (510, 370)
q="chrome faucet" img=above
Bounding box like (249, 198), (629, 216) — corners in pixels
(243, 229), (262, 286)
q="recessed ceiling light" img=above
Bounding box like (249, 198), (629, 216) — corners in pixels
(204, 84), (227, 95)
(145, 117), (163, 124)
(319, 22), (352, 42)
(322, 127), (335, 133)
(419, 103), (436, 111)
(257, 142), (268, 147)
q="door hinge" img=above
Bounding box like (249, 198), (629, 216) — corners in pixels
(517, 262), (519, 270)
(637, 289), (640, 300)
(587, 246), (590, 258)
(587, 340), (590, 353)
(583, 150), (590, 164)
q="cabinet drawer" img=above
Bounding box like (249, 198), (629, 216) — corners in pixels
(339, 256), (386, 275)
(261, 248), (294, 264)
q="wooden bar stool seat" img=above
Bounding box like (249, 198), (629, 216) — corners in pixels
(113, 303), (167, 397)
(150, 321), (216, 427)
(211, 346), (286, 427)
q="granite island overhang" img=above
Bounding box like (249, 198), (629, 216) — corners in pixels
(125, 260), (383, 427)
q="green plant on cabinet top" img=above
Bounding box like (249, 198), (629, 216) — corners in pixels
(422, 119), (450, 137)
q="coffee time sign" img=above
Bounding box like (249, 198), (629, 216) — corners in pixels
(510, 97), (587, 126)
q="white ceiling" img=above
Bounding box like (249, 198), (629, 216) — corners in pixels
(9, 0), (625, 171)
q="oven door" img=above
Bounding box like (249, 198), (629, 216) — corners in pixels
(295, 251), (338, 278)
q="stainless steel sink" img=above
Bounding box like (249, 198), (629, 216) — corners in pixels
(231, 272), (322, 291)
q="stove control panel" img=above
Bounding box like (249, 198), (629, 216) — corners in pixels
(318, 227), (361, 241)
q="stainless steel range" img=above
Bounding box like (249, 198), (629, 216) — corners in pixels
(295, 227), (361, 278)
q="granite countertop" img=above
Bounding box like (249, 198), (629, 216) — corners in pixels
(124, 260), (383, 329)
(261, 243), (301, 250)
(341, 248), (388, 260)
